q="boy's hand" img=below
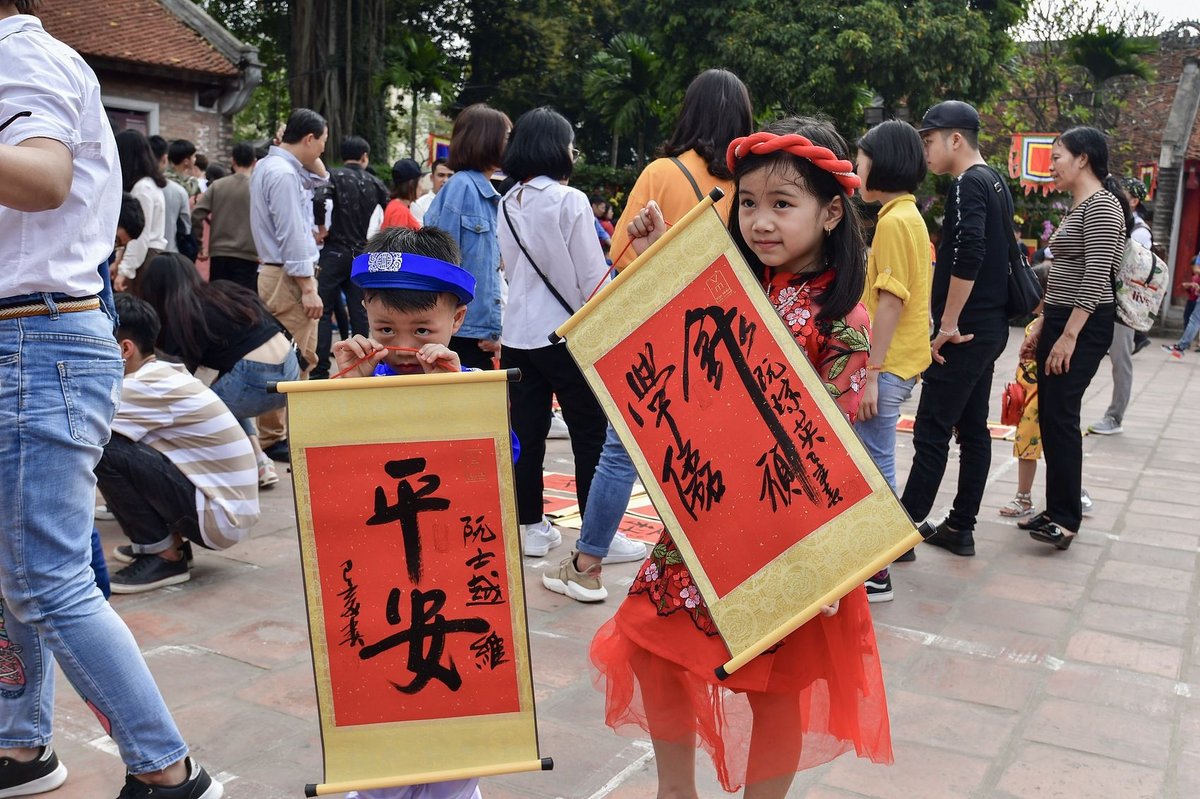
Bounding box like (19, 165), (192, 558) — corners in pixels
(417, 343), (460, 373)
(628, 201), (667, 256)
(331, 335), (387, 378)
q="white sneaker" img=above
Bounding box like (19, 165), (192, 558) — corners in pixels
(1080, 489), (1094, 514)
(1087, 417), (1123, 435)
(600, 532), (648, 564)
(94, 504), (115, 521)
(521, 518), (563, 557)
(258, 458), (279, 488)
(547, 412), (570, 440)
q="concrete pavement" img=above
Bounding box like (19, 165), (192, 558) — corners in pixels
(55, 330), (1200, 798)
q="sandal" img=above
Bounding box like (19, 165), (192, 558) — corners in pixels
(999, 492), (1034, 518)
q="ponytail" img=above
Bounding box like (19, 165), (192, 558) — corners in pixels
(1102, 174), (1135, 241)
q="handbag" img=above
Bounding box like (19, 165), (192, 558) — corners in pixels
(501, 198), (576, 316)
(984, 166), (1042, 319)
(1000, 380), (1026, 426)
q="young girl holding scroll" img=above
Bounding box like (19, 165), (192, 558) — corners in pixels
(591, 117), (892, 797)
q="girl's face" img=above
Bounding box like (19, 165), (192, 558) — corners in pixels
(737, 163), (843, 275)
(855, 152), (879, 204)
(1049, 141), (1087, 193)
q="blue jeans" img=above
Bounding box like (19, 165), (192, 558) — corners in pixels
(853, 372), (918, 490)
(210, 351), (300, 436)
(1176, 302), (1200, 351)
(577, 425), (637, 559)
(0, 303), (187, 771)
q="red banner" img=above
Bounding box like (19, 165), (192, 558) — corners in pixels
(592, 254), (871, 599)
(305, 439), (520, 727)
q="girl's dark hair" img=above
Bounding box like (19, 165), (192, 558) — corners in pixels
(115, 129), (166, 192)
(502, 107), (575, 182)
(728, 116), (867, 324)
(857, 120), (926, 194)
(391, 177), (419, 202)
(448, 103), (511, 173)
(361, 227), (465, 312)
(661, 69), (753, 181)
(13, 1), (42, 12)
(1056, 126), (1134, 240)
(139, 253), (266, 370)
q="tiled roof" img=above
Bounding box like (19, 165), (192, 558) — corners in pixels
(38, 0), (239, 79)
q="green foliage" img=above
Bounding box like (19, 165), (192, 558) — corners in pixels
(1068, 24), (1156, 85)
(583, 34), (663, 167)
(570, 161), (640, 214)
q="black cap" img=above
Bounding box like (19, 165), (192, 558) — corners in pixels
(391, 158), (423, 182)
(917, 101), (980, 133)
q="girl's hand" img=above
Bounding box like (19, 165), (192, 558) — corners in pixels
(858, 372), (879, 421)
(628, 201), (667, 256)
(1019, 317), (1043, 361)
(331, 335), (387, 379)
(1045, 330), (1076, 375)
(930, 327), (974, 365)
(477, 338), (501, 355)
(820, 600), (840, 617)
(113, 273), (129, 292)
(417, 343), (460, 373)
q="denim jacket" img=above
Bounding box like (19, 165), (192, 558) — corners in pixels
(425, 170), (502, 340)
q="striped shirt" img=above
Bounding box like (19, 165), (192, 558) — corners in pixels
(111, 360), (259, 549)
(1045, 191), (1126, 312)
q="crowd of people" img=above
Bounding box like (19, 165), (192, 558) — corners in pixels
(0, 0), (1191, 795)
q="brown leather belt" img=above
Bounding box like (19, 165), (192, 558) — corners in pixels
(0, 296), (102, 321)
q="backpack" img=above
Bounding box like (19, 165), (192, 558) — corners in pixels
(1114, 236), (1168, 332)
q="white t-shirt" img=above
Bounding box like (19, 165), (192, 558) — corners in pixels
(410, 191), (435, 224)
(496, 176), (610, 350)
(120, 176), (169, 277)
(0, 14), (121, 298)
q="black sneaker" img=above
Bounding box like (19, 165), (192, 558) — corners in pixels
(0, 746), (67, 797)
(116, 758), (222, 799)
(920, 519), (976, 557)
(894, 547), (917, 562)
(865, 570), (893, 603)
(110, 554), (190, 594)
(111, 541), (194, 565)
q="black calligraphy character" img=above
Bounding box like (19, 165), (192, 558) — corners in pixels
(663, 439), (726, 520)
(338, 560), (365, 648)
(359, 588), (489, 694)
(625, 343), (676, 429)
(461, 515), (496, 545)
(465, 547), (495, 570)
(466, 571), (505, 606)
(367, 458), (451, 583)
(806, 451), (844, 508)
(470, 631), (508, 670)
(756, 443), (803, 512)
(792, 412), (826, 452)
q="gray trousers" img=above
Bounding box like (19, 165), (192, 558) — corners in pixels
(1104, 322), (1135, 424)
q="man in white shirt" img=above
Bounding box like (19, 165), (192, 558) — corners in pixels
(250, 107), (328, 455)
(410, 157), (453, 224)
(0, 3), (221, 796)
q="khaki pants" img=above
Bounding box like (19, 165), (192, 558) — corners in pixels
(256, 266), (317, 448)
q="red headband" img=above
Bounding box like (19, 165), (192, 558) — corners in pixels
(727, 132), (861, 196)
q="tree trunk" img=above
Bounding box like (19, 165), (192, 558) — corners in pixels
(636, 128), (645, 170)
(609, 130), (619, 169)
(411, 94), (420, 160)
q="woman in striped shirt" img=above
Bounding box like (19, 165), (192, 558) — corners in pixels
(1018, 127), (1129, 550)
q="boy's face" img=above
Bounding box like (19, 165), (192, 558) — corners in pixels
(363, 293), (466, 374)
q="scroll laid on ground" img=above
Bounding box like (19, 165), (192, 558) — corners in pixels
(554, 190), (919, 678)
(278, 370), (550, 797)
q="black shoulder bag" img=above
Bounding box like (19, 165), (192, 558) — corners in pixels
(501, 198), (576, 316)
(670, 156), (705, 201)
(983, 165), (1041, 319)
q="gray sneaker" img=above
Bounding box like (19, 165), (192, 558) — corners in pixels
(1088, 417), (1123, 435)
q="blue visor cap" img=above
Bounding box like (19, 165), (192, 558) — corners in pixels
(351, 252), (476, 305)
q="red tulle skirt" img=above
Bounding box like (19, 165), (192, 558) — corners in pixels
(590, 584), (893, 793)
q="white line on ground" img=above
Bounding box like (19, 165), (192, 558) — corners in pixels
(87, 735), (121, 757)
(583, 740), (655, 799)
(530, 629), (571, 640)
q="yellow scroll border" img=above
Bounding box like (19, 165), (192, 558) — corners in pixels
(555, 191), (921, 677)
(279, 370), (551, 793)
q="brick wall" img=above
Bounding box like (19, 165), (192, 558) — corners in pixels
(99, 72), (234, 165)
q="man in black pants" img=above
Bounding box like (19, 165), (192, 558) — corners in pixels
(903, 101), (1012, 557)
(311, 135), (390, 378)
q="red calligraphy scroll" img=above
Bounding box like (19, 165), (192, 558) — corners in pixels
(305, 439), (520, 727)
(593, 254), (871, 598)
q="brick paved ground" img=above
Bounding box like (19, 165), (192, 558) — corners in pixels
(52, 331), (1200, 798)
